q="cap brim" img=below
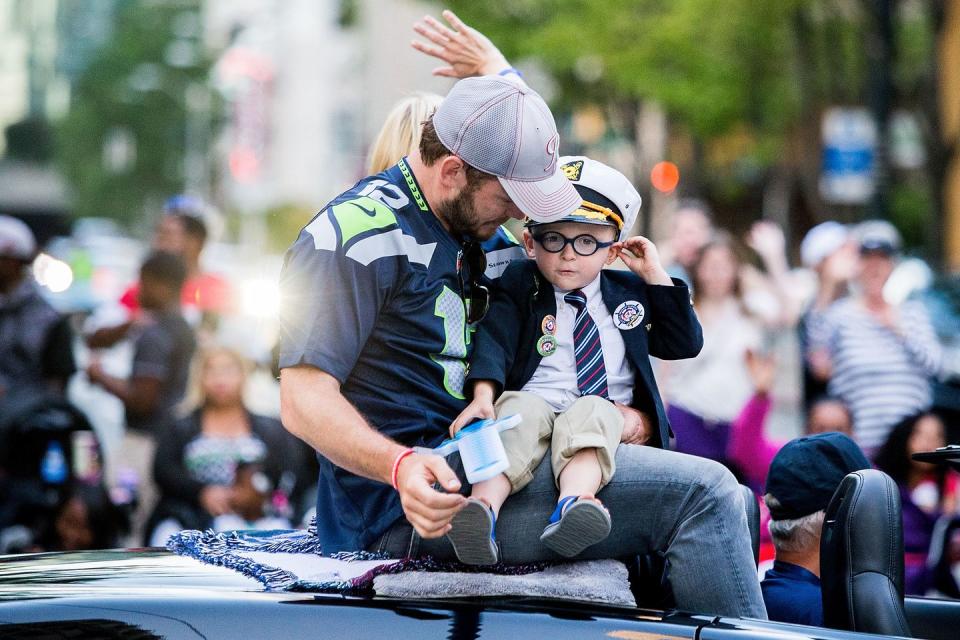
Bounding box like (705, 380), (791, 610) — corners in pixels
(499, 168), (581, 223)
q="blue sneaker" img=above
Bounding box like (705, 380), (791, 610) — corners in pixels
(539, 495), (611, 558)
(446, 498), (499, 565)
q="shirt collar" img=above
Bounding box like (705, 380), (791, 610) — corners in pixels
(771, 560), (821, 585)
(554, 273), (602, 306)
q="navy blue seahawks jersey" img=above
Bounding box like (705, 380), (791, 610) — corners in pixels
(279, 158), (524, 552)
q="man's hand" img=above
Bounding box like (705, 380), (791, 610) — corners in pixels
(868, 305), (902, 334)
(394, 452), (466, 538)
(411, 10), (510, 78)
(807, 348), (833, 382)
(200, 485), (233, 516)
(618, 236), (672, 285)
(616, 403), (653, 445)
(86, 359), (105, 386)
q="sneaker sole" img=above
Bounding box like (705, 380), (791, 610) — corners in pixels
(446, 500), (499, 565)
(540, 500), (611, 558)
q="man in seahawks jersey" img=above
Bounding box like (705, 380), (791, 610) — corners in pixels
(279, 75), (766, 619)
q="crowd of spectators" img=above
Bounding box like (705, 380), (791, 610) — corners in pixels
(0, 203), (314, 554)
(653, 205), (960, 597)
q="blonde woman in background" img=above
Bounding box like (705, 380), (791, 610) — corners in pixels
(146, 346), (306, 545)
(367, 92), (443, 174)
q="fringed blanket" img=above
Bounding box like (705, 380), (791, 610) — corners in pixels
(167, 527), (636, 606)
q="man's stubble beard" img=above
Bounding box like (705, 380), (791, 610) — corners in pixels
(436, 180), (498, 241)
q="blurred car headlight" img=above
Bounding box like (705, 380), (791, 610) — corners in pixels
(241, 277), (280, 319)
(33, 253), (74, 294)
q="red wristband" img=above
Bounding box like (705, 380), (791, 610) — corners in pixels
(391, 448), (415, 491)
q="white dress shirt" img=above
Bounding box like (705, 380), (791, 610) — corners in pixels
(521, 274), (635, 411)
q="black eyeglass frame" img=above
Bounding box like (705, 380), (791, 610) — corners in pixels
(457, 241), (490, 325)
(531, 231), (615, 257)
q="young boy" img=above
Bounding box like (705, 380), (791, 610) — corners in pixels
(447, 157), (703, 565)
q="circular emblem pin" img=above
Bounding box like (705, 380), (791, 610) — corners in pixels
(536, 334), (558, 357)
(613, 300), (645, 330)
(541, 315), (557, 335)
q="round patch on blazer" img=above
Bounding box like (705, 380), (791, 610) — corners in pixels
(541, 315), (557, 335)
(613, 300), (645, 330)
(536, 334), (558, 357)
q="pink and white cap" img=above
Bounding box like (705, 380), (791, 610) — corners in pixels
(432, 76), (580, 223)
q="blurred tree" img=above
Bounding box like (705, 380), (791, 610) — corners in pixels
(264, 203), (313, 254)
(54, 1), (211, 228)
(444, 0), (957, 264)
(5, 117), (55, 163)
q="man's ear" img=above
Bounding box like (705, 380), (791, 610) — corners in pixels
(522, 229), (536, 259)
(437, 155), (468, 195)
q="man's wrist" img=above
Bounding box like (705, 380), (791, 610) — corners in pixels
(391, 448), (415, 490)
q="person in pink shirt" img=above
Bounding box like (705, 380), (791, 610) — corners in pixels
(728, 349), (853, 493)
(727, 349), (853, 561)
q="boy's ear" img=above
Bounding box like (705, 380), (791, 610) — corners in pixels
(605, 242), (622, 266)
(522, 229), (536, 259)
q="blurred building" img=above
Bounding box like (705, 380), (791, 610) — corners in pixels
(204, 0), (451, 226)
(0, 0), (71, 153)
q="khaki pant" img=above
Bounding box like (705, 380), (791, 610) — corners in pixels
(495, 391), (623, 494)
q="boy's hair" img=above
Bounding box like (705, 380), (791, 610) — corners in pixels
(140, 251), (187, 291)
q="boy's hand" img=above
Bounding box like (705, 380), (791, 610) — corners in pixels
(618, 236), (672, 285)
(450, 398), (496, 438)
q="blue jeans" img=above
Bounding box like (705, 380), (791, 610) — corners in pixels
(371, 443), (768, 620)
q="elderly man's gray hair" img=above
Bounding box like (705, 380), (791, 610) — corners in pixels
(764, 494), (825, 553)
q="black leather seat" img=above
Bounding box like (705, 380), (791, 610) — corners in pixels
(741, 484), (760, 567)
(820, 469), (911, 637)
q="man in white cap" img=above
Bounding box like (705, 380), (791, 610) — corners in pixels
(0, 215), (76, 397)
(279, 74), (766, 618)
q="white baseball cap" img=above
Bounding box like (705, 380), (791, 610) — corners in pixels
(856, 219), (902, 255)
(432, 76), (581, 223)
(800, 221), (849, 268)
(527, 156), (642, 241)
(0, 215), (36, 261)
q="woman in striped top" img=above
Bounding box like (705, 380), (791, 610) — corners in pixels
(806, 221), (941, 455)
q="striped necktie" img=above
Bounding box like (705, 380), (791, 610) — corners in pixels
(563, 289), (608, 399)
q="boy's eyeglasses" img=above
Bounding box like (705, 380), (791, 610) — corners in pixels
(532, 231), (614, 257)
(457, 241), (490, 324)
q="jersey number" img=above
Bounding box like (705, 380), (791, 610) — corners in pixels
(432, 286), (471, 400)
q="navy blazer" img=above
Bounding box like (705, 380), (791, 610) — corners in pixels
(467, 259), (703, 449)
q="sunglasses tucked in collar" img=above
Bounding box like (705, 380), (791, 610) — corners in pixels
(456, 241), (490, 324)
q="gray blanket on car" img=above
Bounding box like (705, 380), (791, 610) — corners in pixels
(167, 527), (635, 606)
(373, 558), (635, 605)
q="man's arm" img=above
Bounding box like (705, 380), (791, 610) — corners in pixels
(279, 365), (466, 538)
(85, 321), (134, 349)
(87, 363), (161, 414)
